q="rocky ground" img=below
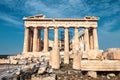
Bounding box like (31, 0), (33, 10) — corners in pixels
(31, 60), (120, 80)
(1, 60), (120, 80)
(53, 60), (120, 80)
(56, 63), (120, 80)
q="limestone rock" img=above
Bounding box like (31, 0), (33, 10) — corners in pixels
(87, 50), (99, 59)
(107, 73), (115, 79)
(15, 70), (21, 75)
(42, 75), (56, 80)
(104, 48), (120, 60)
(10, 59), (18, 64)
(87, 71), (97, 78)
(37, 67), (47, 75)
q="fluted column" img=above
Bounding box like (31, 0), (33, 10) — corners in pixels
(44, 27), (48, 52)
(39, 29), (42, 51)
(93, 28), (99, 50)
(54, 28), (59, 48)
(33, 27), (38, 52)
(64, 27), (69, 64)
(89, 31), (94, 50)
(23, 27), (29, 53)
(84, 28), (90, 51)
(37, 29), (40, 52)
(52, 27), (60, 69)
(29, 30), (33, 52)
(74, 27), (79, 51)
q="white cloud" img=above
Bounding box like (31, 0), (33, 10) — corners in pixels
(1, 0), (119, 18)
(24, 0), (65, 17)
(100, 19), (118, 32)
(0, 12), (23, 28)
(87, 0), (120, 16)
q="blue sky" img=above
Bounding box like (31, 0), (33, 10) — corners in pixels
(0, 0), (120, 55)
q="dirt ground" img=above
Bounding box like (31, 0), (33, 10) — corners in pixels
(1, 62), (120, 80)
(55, 61), (120, 80)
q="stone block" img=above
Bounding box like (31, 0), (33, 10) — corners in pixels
(105, 48), (120, 60)
(87, 71), (97, 78)
(107, 73), (115, 79)
(37, 67), (47, 75)
(87, 50), (99, 60)
(73, 51), (82, 70)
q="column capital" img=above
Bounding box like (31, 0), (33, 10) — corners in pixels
(34, 27), (38, 29)
(74, 27), (78, 29)
(64, 27), (69, 29)
(25, 27), (29, 28)
(54, 27), (58, 29)
(84, 27), (89, 29)
(93, 27), (97, 29)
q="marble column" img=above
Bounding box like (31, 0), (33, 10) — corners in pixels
(39, 29), (42, 51)
(93, 28), (99, 50)
(33, 27), (38, 52)
(89, 30), (94, 50)
(23, 27), (29, 53)
(80, 36), (84, 51)
(52, 27), (60, 69)
(29, 30), (33, 52)
(84, 28), (90, 51)
(64, 27), (69, 64)
(44, 27), (48, 52)
(73, 51), (82, 70)
(37, 29), (40, 52)
(74, 27), (79, 51)
(54, 28), (59, 49)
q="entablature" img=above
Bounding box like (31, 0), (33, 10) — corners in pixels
(23, 14), (99, 28)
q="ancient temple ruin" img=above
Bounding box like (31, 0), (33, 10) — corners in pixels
(23, 14), (98, 53)
(22, 14), (120, 71)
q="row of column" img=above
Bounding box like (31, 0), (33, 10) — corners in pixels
(23, 27), (49, 53)
(23, 27), (70, 53)
(84, 28), (99, 51)
(23, 27), (99, 53)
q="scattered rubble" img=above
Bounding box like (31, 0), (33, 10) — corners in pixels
(1, 48), (120, 80)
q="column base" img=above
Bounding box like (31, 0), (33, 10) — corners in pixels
(51, 50), (60, 69)
(73, 51), (82, 70)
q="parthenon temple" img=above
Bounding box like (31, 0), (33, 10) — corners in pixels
(22, 14), (120, 71)
(23, 14), (99, 52)
(22, 14), (98, 68)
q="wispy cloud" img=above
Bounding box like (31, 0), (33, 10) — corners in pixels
(0, 12), (23, 28)
(22, 0), (120, 17)
(1, 0), (120, 18)
(100, 19), (119, 32)
(92, 1), (119, 17)
(24, 0), (65, 17)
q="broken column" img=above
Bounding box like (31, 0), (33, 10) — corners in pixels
(73, 51), (82, 70)
(51, 27), (60, 69)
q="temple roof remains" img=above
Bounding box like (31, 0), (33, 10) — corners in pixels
(23, 14), (99, 21)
